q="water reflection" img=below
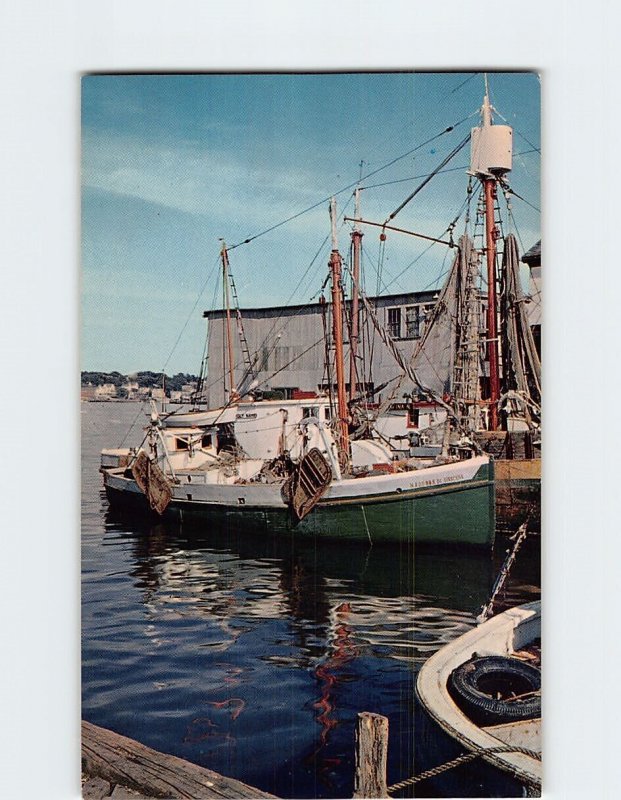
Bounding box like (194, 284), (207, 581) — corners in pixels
(84, 405), (540, 798)
(104, 504), (497, 660)
(94, 507), (504, 795)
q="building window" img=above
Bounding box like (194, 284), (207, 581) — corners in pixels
(387, 307), (401, 338)
(405, 306), (421, 339)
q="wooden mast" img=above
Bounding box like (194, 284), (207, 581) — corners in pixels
(329, 198), (350, 462)
(471, 81), (509, 432)
(484, 176), (500, 430)
(220, 242), (238, 403)
(349, 188), (363, 402)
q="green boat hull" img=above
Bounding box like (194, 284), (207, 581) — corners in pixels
(106, 461), (495, 547)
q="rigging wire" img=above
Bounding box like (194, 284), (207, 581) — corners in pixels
(117, 401), (149, 448)
(239, 198), (354, 388)
(360, 150), (539, 191)
(195, 262), (226, 403)
(500, 185), (528, 255)
(383, 133), (471, 225)
(449, 72), (480, 94)
(503, 185), (540, 214)
(380, 191), (472, 294)
(247, 336), (327, 396)
(195, 206), (354, 403)
(491, 106), (541, 155)
(198, 244), (327, 401)
(484, 78), (541, 156)
(160, 253), (221, 376)
(226, 114), (473, 251)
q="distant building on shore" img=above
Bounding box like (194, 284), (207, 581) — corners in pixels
(94, 383), (117, 400)
(123, 380), (140, 400)
(81, 384), (96, 401)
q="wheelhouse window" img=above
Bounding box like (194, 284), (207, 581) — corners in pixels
(387, 307), (401, 338)
(201, 434), (212, 449)
(407, 408), (420, 428)
(175, 437), (189, 450)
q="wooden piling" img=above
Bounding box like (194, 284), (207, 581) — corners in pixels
(353, 712), (389, 798)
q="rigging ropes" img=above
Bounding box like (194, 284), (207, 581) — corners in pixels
(383, 134), (471, 226)
(227, 115), (473, 251)
(500, 234), (541, 424)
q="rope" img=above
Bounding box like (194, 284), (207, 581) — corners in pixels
(386, 744), (541, 793)
(361, 505), (373, 546)
(477, 518), (530, 623)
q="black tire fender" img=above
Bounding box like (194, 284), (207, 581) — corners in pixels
(448, 655), (541, 726)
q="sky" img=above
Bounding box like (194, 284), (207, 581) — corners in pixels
(82, 72), (540, 375)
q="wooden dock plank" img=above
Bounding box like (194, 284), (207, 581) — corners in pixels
(82, 776), (112, 799)
(109, 786), (150, 799)
(82, 721), (276, 799)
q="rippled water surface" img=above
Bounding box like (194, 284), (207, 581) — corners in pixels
(82, 402), (541, 798)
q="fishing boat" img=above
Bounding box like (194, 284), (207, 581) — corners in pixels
(101, 194), (495, 546)
(416, 600), (541, 795)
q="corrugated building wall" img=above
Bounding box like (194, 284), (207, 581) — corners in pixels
(202, 291), (437, 407)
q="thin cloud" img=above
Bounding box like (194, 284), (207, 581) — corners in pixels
(82, 129), (335, 224)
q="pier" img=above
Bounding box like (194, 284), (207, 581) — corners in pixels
(82, 721), (276, 799)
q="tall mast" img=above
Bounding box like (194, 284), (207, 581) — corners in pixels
(349, 188), (363, 402)
(220, 242), (238, 403)
(470, 83), (513, 430)
(483, 175), (500, 430)
(329, 198), (350, 462)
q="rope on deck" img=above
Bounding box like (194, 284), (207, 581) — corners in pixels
(386, 744), (541, 793)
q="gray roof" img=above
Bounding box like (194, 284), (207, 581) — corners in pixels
(203, 289), (439, 319)
(521, 240), (541, 266)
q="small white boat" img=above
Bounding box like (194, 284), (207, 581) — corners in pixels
(416, 601), (541, 793)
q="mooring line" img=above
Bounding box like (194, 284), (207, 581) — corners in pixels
(361, 505), (372, 545)
(386, 744), (541, 792)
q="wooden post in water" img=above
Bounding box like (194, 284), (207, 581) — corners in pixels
(353, 712), (389, 798)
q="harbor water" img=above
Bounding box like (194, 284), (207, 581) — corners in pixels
(82, 402), (541, 798)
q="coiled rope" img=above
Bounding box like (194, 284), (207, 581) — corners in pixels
(386, 744), (541, 793)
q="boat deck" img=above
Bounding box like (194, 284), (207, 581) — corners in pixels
(484, 718), (541, 753)
(416, 602), (542, 789)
